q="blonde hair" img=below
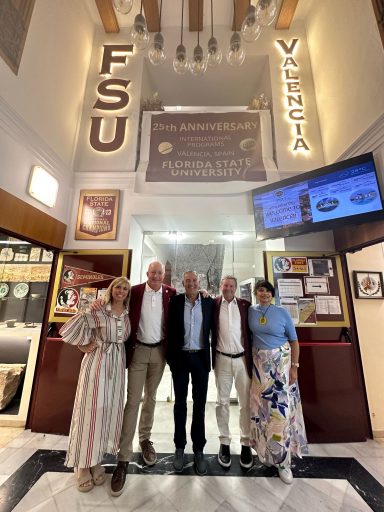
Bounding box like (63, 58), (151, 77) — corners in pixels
(104, 277), (131, 306)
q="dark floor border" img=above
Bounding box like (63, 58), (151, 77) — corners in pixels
(0, 451), (382, 512)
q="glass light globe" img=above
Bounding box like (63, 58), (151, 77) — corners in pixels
(148, 33), (166, 65)
(112, 0), (133, 15)
(207, 36), (222, 67)
(130, 13), (149, 50)
(190, 44), (207, 76)
(173, 43), (189, 74)
(226, 32), (245, 67)
(256, 0), (277, 27)
(241, 5), (262, 42)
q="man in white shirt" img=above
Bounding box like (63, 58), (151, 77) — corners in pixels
(211, 275), (253, 469)
(111, 261), (176, 496)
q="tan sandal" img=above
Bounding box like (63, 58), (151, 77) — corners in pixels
(75, 468), (94, 492)
(91, 464), (106, 486)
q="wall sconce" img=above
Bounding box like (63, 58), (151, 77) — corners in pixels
(27, 165), (59, 208)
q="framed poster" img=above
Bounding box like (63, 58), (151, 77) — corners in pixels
(75, 190), (120, 240)
(48, 249), (131, 322)
(353, 271), (384, 299)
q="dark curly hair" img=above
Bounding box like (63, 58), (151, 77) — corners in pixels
(254, 279), (275, 297)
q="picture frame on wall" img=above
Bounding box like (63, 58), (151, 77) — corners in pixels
(352, 271), (384, 299)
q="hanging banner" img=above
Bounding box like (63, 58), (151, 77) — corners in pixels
(145, 111), (266, 182)
(75, 190), (120, 240)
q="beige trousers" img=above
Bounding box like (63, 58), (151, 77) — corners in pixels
(118, 343), (165, 461)
(214, 353), (251, 446)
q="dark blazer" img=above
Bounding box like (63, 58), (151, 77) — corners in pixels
(125, 282), (177, 367)
(166, 293), (215, 372)
(211, 296), (252, 379)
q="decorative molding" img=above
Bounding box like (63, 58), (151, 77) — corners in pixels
(0, 96), (71, 182)
(73, 170), (136, 190)
(338, 113), (384, 160)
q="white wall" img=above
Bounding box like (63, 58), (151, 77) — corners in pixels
(305, 0), (384, 163)
(0, 0), (94, 224)
(347, 244), (384, 436)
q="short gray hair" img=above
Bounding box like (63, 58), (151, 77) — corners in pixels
(220, 275), (238, 287)
(182, 270), (199, 281)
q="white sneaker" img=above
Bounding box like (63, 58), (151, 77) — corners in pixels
(278, 466), (293, 485)
(258, 453), (272, 467)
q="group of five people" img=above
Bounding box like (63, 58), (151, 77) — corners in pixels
(59, 261), (307, 494)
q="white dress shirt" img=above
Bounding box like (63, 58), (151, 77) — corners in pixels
(217, 297), (244, 354)
(137, 283), (164, 344)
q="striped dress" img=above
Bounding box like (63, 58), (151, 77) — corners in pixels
(59, 305), (130, 468)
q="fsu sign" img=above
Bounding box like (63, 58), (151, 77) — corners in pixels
(90, 45), (133, 152)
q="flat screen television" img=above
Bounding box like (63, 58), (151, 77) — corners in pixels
(252, 152), (384, 241)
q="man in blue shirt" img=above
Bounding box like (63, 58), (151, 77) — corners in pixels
(166, 271), (215, 475)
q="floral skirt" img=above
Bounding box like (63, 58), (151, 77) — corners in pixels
(250, 343), (308, 467)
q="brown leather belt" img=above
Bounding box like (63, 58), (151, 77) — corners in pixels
(216, 349), (245, 359)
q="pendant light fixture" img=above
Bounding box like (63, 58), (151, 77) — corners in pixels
(112, 0), (133, 15)
(190, 0), (207, 76)
(173, 0), (189, 74)
(130, 0), (149, 50)
(226, 0), (245, 66)
(256, 0), (278, 27)
(241, 3), (262, 42)
(207, 0), (222, 67)
(148, 0), (166, 65)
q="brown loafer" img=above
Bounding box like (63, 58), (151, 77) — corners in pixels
(111, 461), (128, 497)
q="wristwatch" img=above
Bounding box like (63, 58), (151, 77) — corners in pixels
(291, 362), (300, 368)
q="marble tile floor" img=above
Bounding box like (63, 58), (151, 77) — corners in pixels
(0, 402), (383, 512)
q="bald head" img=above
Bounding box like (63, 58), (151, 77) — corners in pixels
(146, 261), (165, 291)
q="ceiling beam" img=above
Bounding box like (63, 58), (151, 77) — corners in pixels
(232, 0), (249, 31)
(143, 0), (160, 33)
(275, 0), (299, 30)
(94, 0), (119, 33)
(189, 0), (204, 32)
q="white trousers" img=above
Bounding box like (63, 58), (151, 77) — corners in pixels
(214, 352), (251, 446)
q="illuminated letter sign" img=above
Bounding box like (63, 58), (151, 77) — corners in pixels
(276, 39), (310, 152)
(90, 44), (133, 152)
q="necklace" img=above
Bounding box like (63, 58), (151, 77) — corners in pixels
(259, 304), (272, 325)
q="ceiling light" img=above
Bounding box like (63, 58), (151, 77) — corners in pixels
(112, 0), (133, 15)
(166, 231), (184, 241)
(28, 166), (59, 208)
(222, 232), (248, 241)
(148, 0), (166, 65)
(207, 0), (222, 67)
(241, 4), (262, 42)
(190, 0), (207, 76)
(227, 31), (245, 66)
(227, 0), (245, 66)
(256, 0), (278, 27)
(130, 1), (149, 50)
(173, 0), (189, 74)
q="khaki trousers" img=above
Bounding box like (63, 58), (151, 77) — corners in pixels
(118, 343), (165, 461)
(214, 352), (251, 446)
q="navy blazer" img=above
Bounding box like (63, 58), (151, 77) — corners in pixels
(125, 282), (177, 367)
(166, 292), (215, 372)
(211, 296), (252, 378)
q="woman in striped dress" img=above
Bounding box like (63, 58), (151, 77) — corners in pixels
(59, 276), (131, 492)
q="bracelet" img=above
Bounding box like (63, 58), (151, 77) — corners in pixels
(291, 362), (299, 368)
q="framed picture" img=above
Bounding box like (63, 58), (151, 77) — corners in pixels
(75, 190), (120, 240)
(353, 271), (384, 299)
(48, 249), (131, 322)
